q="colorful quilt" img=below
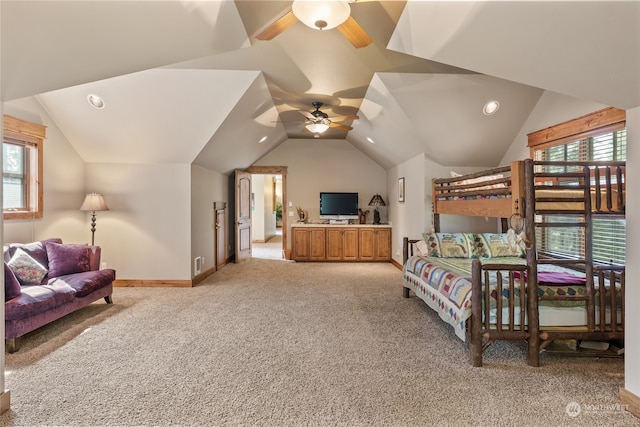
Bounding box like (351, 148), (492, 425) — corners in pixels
(402, 256), (592, 341)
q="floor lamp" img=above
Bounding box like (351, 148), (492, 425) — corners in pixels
(80, 193), (109, 245)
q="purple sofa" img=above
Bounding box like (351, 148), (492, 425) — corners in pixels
(4, 238), (115, 353)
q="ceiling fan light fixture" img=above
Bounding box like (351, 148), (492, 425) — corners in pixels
(292, 0), (351, 31)
(306, 121), (330, 133)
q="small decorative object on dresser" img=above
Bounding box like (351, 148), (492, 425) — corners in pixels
(295, 206), (308, 223)
(358, 208), (369, 224)
(368, 194), (386, 224)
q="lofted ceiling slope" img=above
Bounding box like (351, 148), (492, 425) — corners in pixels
(2, 1), (638, 174)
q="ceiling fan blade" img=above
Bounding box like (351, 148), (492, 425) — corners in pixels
(337, 16), (372, 48)
(255, 10), (298, 41)
(329, 123), (353, 131)
(330, 115), (359, 122)
(298, 110), (315, 120)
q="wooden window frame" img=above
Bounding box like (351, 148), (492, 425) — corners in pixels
(527, 107), (626, 155)
(528, 108), (626, 266)
(3, 115), (46, 220)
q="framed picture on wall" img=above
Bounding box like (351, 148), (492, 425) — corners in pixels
(398, 177), (405, 203)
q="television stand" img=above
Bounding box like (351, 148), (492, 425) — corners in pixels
(329, 219), (350, 225)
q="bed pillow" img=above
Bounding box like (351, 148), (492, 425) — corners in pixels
(45, 242), (91, 278)
(477, 233), (523, 257)
(415, 240), (430, 257)
(450, 171), (507, 190)
(7, 248), (49, 286)
(422, 232), (474, 258)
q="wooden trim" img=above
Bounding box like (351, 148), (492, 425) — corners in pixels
(114, 279), (193, 288)
(245, 166), (288, 175)
(620, 387), (640, 419)
(0, 390), (10, 415)
(192, 267), (216, 286)
(245, 166), (289, 258)
(391, 258), (403, 270)
(527, 107), (626, 148)
(4, 115), (47, 139)
(3, 115), (46, 220)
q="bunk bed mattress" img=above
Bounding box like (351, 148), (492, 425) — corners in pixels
(402, 256), (615, 341)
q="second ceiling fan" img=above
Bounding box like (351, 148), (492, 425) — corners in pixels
(256, 0), (372, 48)
(299, 101), (359, 133)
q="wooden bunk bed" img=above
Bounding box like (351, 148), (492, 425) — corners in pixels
(403, 158), (625, 367)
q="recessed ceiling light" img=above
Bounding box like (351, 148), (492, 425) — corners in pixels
(483, 100), (499, 115)
(87, 94), (105, 109)
(259, 136), (268, 144)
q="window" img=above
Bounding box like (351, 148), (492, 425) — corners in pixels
(3, 115), (46, 220)
(528, 108), (626, 266)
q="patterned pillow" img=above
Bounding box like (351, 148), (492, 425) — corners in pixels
(7, 248), (49, 286)
(415, 240), (430, 257)
(478, 233), (522, 257)
(422, 232), (474, 258)
(470, 234), (490, 259)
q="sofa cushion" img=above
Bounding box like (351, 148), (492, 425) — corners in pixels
(4, 262), (22, 301)
(45, 242), (90, 277)
(4, 281), (77, 321)
(5, 238), (63, 265)
(54, 269), (115, 297)
(7, 248), (49, 286)
(5, 238), (64, 284)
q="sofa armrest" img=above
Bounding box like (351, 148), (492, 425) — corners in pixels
(88, 246), (101, 271)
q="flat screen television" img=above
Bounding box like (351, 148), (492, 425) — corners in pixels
(319, 192), (359, 221)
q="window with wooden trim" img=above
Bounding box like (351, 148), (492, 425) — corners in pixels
(527, 108), (626, 266)
(3, 115), (46, 220)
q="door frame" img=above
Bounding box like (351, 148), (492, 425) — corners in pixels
(245, 166), (288, 259)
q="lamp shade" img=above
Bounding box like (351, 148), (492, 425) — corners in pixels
(368, 194), (386, 207)
(80, 193), (109, 212)
(292, 0), (351, 30)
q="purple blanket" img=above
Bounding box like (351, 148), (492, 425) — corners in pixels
(514, 270), (586, 285)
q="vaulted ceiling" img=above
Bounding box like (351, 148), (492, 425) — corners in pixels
(2, 1), (639, 174)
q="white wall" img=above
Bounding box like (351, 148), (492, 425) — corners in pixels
(191, 164), (227, 276)
(249, 174), (276, 242)
(500, 91), (608, 165)
(3, 97), (87, 245)
(625, 106), (639, 397)
(84, 163), (192, 280)
(387, 153), (425, 264)
(262, 175), (276, 239)
(387, 153), (502, 265)
(254, 139), (387, 247)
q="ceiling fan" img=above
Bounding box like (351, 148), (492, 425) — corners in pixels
(255, 0), (372, 48)
(299, 101), (359, 133)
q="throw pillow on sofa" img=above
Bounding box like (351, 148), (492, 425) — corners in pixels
(45, 242), (91, 277)
(4, 262), (22, 301)
(7, 248), (49, 286)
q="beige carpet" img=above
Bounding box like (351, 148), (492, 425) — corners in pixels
(1, 259), (637, 426)
(252, 232), (284, 261)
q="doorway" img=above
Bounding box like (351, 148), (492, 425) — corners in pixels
(245, 166), (288, 260)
